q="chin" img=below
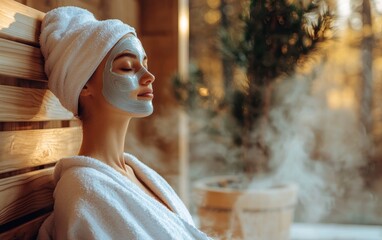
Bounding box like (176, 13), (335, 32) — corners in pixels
(131, 109), (154, 118)
(134, 113), (153, 118)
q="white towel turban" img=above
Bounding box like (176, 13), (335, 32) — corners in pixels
(40, 6), (136, 115)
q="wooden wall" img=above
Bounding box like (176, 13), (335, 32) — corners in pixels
(0, 0), (82, 236)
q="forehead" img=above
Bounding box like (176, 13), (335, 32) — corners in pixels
(113, 35), (146, 57)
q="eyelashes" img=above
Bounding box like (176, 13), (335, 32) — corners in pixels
(121, 68), (133, 73)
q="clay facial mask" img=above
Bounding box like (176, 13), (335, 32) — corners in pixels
(102, 36), (153, 115)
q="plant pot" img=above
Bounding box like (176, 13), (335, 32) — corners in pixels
(193, 175), (298, 240)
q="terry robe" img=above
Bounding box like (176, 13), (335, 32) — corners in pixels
(38, 153), (211, 240)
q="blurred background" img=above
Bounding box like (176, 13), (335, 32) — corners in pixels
(18, 0), (382, 238)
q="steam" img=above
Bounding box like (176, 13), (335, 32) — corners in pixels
(188, 109), (244, 176)
(125, 42), (378, 224)
(247, 57), (374, 222)
(187, 41), (378, 225)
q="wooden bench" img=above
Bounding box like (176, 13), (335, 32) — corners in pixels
(0, 0), (82, 238)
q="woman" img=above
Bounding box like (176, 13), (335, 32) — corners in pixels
(38, 6), (210, 240)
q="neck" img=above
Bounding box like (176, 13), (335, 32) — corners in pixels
(78, 113), (131, 173)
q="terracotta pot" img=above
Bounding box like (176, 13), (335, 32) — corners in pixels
(193, 175), (298, 240)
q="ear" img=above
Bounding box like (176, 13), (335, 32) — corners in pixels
(80, 84), (92, 97)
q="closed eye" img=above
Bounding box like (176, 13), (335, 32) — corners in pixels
(121, 68), (133, 72)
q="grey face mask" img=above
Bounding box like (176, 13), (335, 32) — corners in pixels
(102, 36), (153, 116)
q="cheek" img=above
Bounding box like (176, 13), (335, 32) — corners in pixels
(106, 74), (139, 94)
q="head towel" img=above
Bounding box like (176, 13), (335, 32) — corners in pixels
(40, 6), (136, 115)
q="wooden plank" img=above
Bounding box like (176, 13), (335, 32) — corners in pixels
(0, 213), (50, 239)
(0, 75), (48, 89)
(0, 85), (74, 121)
(0, 0), (44, 46)
(0, 120), (76, 131)
(0, 168), (54, 225)
(0, 127), (82, 174)
(0, 38), (46, 81)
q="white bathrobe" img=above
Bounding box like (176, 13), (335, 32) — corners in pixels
(38, 153), (211, 240)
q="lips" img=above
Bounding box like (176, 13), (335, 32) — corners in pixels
(138, 89), (154, 99)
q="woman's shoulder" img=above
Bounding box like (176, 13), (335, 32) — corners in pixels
(53, 155), (126, 193)
(54, 156), (100, 193)
(52, 155), (135, 206)
(54, 156), (102, 181)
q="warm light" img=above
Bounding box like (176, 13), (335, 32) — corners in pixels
(179, 14), (189, 36)
(303, 37), (312, 47)
(288, 35), (297, 45)
(349, 13), (363, 30)
(178, 0), (189, 79)
(375, 0), (382, 14)
(207, 0), (221, 9)
(178, 0), (189, 206)
(327, 88), (355, 109)
(373, 16), (382, 34)
(337, 0), (351, 18)
(204, 10), (221, 25)
(281, 45), (288, 54)
(336, 0), (351, 29)
(198, 87), (209, 97)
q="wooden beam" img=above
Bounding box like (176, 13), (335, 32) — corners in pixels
(0, 213), (50, 239)
(0, 168), (54, 226)
(0, 0), (44, 46)
(0, 85), (74, 121)
(0, 38), (46, 81)
(0, 120), (80, 131)
(0, 127), (82, 174)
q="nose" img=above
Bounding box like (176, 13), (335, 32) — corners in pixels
(140, 69), (155, 86)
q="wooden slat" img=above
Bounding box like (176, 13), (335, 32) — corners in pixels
(0, 75), (48, 89)
(0, 0), (44, 46)
(0, 38), (46, 81)
(0, 120), (76, 131)
(0, 168), (54, 225)
(0, 85), (74, 121)
(0, 127), (82, 174)
(0, 213), (50, 239)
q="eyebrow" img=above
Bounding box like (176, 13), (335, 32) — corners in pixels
(114, 52), (147, 61)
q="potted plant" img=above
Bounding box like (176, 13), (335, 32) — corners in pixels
(174, 0), (333, 239)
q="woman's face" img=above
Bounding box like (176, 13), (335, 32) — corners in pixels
(102, 34), (155, 117)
